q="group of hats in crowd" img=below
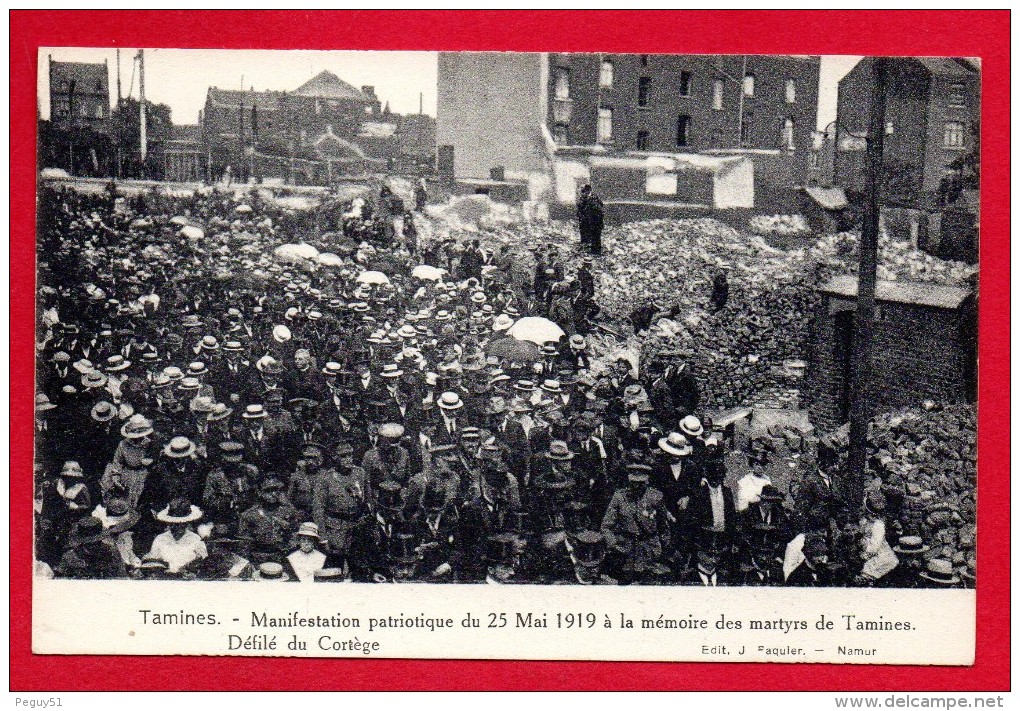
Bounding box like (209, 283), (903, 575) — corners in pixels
(32, 184), (970, 588)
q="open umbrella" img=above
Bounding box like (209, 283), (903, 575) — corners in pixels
(170, 216), (190, 226)
(318, 253), (344, 267)
(235, 204), (253, 214)
(179, 225), (204, 241)
(506, 316), (566, 345)
(412, 265), (447, 281)
(485, 336), (541, 363)
(356, 270), (390, 286)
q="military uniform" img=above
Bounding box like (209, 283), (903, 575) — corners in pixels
(312, 466), (370, 564)
(237, 501), (300, 565)
(600, 486), (671, 581)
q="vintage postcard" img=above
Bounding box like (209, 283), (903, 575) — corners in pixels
(18, 11), (1003, 688)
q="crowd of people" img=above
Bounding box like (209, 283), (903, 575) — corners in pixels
(33, 180), (967, 588)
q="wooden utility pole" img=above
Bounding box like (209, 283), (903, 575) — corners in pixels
(846, 57), (888, 508)
(736, 55), (748, 147)
(115, 49), (122, 178)
(238, 94), (245, 183)
(138, 49), (147, 175)
(67, 80), (76, 174)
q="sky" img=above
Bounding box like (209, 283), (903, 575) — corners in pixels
(39, 48), (860, 130)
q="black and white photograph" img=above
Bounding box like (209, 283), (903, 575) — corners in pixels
(34, 49), (979, 592)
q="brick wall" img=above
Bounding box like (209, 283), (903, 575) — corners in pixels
(548, 53), (819, 188)
(807, 293), (972, 429)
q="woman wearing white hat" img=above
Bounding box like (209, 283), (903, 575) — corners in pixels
(39, 461), (93, 565)
(105, 415), (155, 510)
(146, 498), (207, 575)
(286, 522), (328, 582)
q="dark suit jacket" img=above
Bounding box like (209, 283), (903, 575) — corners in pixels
(685, 481), (738, 546)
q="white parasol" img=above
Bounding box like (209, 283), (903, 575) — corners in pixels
(411, 264), (447, 281)
(179, 225), (204, 241)
(235, 204), (253, 214)
(355, 270), (390, 285)
(505, 316), (566, 345)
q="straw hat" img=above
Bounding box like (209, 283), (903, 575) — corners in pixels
(626, 463), (652, 481)
(272, 325), (292, 343)
(207, 403), (234, 421)
(540, 379), (563, 394)
(658, 432), (693, 457)
(81, 371), (108, 389)
(60, 461), (84, 478)
(492, 314), (515, 332)
(102, 498), (141, 535)
(163, 436), (197, 459)
(219, 440), (245, 462)
(437, 391), (464, 410)
(156, 498), (203, 524)
(296, 522), (321, 540)
(893, 536), (931, 555)
(378, 422), (406, 439)
(253, 562), (290, 581)
(321, 362), (343, 377)
(36, 393), (58, 412)
(546, 440), (574, 461)
(199, 335), (219, 351)
(163, 366), (184, 381)
(256, 357), (283, 375)
(90, 400), (118, 423)
(919, 559), (961, 585)
(178, 377), (202, 392)
(120, 415), (154, 439)
(104, 355), (131, 372)
(189, 395), (216, 414)
(242, 404), (267, 419)
(679, 415), (704, 438)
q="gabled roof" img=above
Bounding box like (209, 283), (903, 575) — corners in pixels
(50, 61), (108, 94)
(293, 71), (368, 101)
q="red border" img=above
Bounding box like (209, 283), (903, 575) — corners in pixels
(10, 10), (1009, 692)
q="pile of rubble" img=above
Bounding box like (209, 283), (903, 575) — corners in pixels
(830, 404), (977, 575)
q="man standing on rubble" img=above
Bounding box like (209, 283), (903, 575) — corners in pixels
(577, 185), (605, 256)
